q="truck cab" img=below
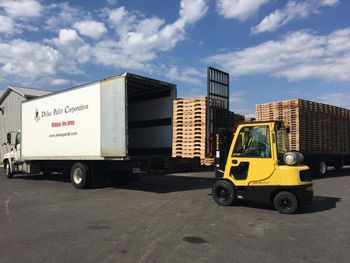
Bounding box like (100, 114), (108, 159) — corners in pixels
(212, 121), (313, 214)
(3, 131), (23, 178)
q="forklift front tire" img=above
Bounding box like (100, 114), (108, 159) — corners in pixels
(273, 191), (298, 214)
(212, 180), (235, 206)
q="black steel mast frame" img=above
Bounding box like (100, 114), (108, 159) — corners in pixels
(207, 67), (230, 156)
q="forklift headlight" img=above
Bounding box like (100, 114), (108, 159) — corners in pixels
(283, 152), (304, 166)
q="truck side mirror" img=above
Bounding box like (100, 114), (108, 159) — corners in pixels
(7, 132), (12, 144)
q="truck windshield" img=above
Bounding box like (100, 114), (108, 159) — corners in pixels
(15, 132), (21, 145)
(276, 126), (289, 156)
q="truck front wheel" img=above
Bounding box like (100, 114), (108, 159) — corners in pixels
(212, 180), (235, 206)
(4, 161), (14, 178)
(71, 163), (91, 189)
(273, 191), (298, 214)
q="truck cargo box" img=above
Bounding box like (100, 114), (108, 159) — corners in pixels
(21, 73), (176, 160)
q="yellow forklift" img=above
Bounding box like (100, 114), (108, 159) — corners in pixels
(212, 121), (313, 214)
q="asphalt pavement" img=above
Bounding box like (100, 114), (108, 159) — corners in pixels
(0, 168), (349, 263)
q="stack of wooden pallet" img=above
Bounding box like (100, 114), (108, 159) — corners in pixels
(172, 97), (213, 165)
(256, 99), (350, 154)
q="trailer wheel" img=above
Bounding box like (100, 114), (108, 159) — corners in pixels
(4, 161), (14, 179)
(71, 163), (91, 189)
(314, 160), (327, 177)
(212, 180), (235, 206)
(273, 191), (298, 214)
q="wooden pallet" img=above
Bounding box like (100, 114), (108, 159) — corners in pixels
(173, 97), (245, 165)
(256, 99), (350, 154)
(173, 97), (208, 164)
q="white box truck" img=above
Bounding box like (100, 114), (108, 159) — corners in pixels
(2, 73), (176, 188)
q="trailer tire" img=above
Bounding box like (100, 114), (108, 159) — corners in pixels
(212, 180), (235, 206)
(4, 161), (14, 179)
(313, 160), (327, 177)
(71, 163), (91, 189)
(273, 191), (298, 214)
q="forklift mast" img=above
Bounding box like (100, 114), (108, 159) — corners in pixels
(214, 127), (235, 179)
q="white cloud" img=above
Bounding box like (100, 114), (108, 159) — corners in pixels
(217, 0), (270, 21)
(0, 15), (14, 33)
(318, 93), (350, 108)
(51, 78), (71, 86)
(0, 39), (60, 79)
(164, 65), (205, 86)
(92, 40), (146, 70)
(0, 13), (38, 35)
(252, 0), (339, 34)
(108, 7), (139, 37)
(320, 0), (339, 6)
(45, 2), (89, 32)
(0, 0), (43, 18)
(0, 1), (208, 86)
(110, 0), (207, 52)
(73, 20), (107, 40)
(106, 0), (117, 5)
(207, 28), (350, 82)
(50, 29), (91, 71)
(179, 0), (208, 23)
(0, 31), (88, 84)
(96, 0), (208, 68)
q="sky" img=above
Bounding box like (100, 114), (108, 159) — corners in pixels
(0, 0), (349, 117)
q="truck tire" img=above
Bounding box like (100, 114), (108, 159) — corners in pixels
(71, 163), (91, 189)
(212, 180), (235, 206)
(314, 160), (327, 177)
(273, 191), (298, 214)
(4, 161), (14, 179)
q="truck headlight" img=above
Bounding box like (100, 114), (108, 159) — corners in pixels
(283, 152), (304, 166)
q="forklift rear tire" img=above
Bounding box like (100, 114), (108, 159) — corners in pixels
(71, 163), (91, 189)
(273, 191), (298, 214)
(212, 180), (235, 206)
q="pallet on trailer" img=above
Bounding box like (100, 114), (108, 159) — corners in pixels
(256, 99), (350, 154)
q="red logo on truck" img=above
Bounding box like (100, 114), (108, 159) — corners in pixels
(34, 109), (40, 122)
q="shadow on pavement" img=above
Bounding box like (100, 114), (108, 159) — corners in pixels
(13, 173), (71, 183)
(119, 174), (214, 193)
(208, 193), (341, 214)
(5, 169), (214, 193)
(298, 196), (341, 214)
